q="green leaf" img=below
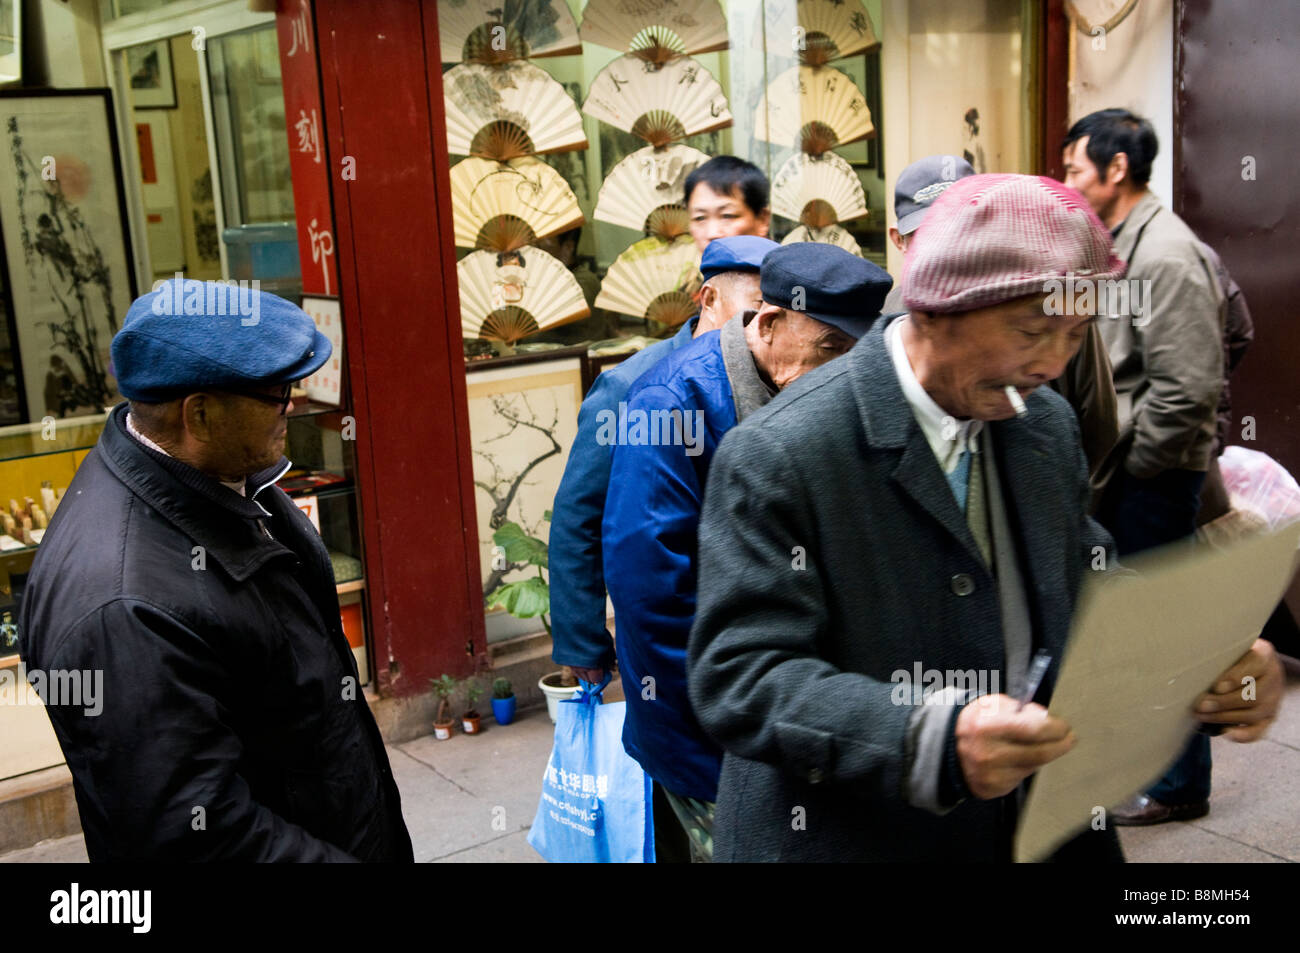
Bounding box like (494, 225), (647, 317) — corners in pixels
(485, 576), (550, 619)
(493, 521), (548, 568)
(543, 509), (552, 522)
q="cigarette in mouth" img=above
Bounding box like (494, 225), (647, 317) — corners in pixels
(1005, 385), (1028, 418)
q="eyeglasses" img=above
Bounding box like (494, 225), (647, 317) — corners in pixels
(225, 383), (294, 415)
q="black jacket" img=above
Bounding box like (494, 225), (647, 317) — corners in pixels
(19, 405), (412, 862)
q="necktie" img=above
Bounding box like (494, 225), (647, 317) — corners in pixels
(946, 447), (971, 511)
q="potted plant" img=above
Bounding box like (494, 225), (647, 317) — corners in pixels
(491, 677), (516, 726)
(461, 678), (484, 735)
(483, 511), (578, 722)
(430, 673), (458, 740)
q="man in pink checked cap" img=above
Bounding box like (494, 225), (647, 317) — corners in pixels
(686, 174), (1286, 862)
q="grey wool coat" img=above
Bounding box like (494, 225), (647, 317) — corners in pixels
(687, 317), (1124, 862)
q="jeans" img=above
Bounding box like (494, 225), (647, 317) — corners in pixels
(1097, 466), (1212, 806)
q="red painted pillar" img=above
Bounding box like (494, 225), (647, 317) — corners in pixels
(277, 0), (485, 695)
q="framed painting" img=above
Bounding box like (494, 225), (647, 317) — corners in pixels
(833, 48), (882, 175)
(0, 0), (20, 85)
(125, 38), (177, 110)
(465, 351), (584, 638)
(0, 89), (138, 423)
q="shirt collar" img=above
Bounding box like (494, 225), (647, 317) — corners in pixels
(884, 315), (982, 471)
(126, 411), (250, 498)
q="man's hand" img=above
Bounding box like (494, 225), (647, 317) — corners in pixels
(1195, 637), (1284, 742)
(569, 666), (609, 685)
(955, 694), (1077, 799)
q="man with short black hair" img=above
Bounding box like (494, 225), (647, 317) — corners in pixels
(685, 155), (772, 252)
(1063, 107), (1227, 825)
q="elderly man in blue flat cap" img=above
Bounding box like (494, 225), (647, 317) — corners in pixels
(548, 235), (773, 690)
(602, 242), (892, 861)
(18, 278), (412, 863)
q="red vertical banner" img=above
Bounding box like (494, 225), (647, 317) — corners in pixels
(276, 0), (337, 297)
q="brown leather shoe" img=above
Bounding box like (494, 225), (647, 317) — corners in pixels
(1111, 793), (1210, 826)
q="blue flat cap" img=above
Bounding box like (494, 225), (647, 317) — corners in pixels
(111, 277), (332, 401)
(700, 235), (780, 281)
(759, 243), (892, 339)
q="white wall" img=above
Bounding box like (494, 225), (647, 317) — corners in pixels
(1069, 0), (1173, 203)
(22, 0), (107, 88)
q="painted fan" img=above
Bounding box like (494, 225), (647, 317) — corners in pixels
(784, 0), (880, 66)
(595, 234), (700, 326)
(770, 151), (868, 227)
(594, 143), (710, 238)
(754, 65), (874, 153)
(584, 54), (731, 146)
(581, 0), (728, 64)
(438, 0), (583, 64)
(458, 246), (590, 345)
(450, 156), (584, 251)
(782, 223), (862, 256)
(444, 61), (587, 159)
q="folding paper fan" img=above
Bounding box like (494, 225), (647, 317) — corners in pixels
(438, 0), (582, 64)
(771, 151), (868, 227)
(594, 143), (710, 238)
(458, 246), (590, 344)
(782, 223), (862, 256)
(595, 234), (700, 326)
(793, 0), (880, 66)
(753, 65), (874, 153)
(584, 54), (731, 146)
(450, 156), (584, 251)
(444, 61), (587, 159)
(581, 0), (729, 63)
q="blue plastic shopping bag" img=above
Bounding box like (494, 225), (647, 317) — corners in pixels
(527, 678), (655, 863)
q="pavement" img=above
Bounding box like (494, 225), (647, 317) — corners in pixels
(3, 674), (1299, 863)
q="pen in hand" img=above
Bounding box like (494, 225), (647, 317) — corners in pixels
(1017, 650), (1053, 711)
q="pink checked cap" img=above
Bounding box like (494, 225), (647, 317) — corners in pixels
(902, 174), (1126, 314)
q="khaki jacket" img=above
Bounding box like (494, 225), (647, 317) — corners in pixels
(1095, 190), (1225, 492)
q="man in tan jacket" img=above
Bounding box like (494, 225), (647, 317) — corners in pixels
(1063, 108), (1227, 825)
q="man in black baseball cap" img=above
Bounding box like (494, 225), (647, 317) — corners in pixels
(601, 242), (891, 861)
(20, 278), (413, 862)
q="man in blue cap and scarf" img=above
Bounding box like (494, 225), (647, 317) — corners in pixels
(19, 278), (413, 862)
(602, 242), (893, 860)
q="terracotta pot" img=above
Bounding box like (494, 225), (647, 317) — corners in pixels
(462, 713), (483, 735)
(433, 720), (455, 740)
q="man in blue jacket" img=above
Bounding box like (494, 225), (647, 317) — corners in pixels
(602, 243), (893, 860)
(547, 234), (774, 690)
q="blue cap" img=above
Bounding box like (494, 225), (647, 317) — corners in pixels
(700, 235), (780, 282)
(111, 278), (332, 402)
(759, 243), (892, 339)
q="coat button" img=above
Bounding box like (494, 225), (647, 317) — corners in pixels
(950, 573), (975, 596)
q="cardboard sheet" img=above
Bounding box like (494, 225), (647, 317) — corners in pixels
(1014, 525), (1300, 862)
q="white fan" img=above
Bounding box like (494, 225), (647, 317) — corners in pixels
(458, 246), (590, 344)
(596, 234), (700, 326)
(444, 61), (587, 158)
(764, 0), (879, 65)
(584, 54), (732, 146)
(594, 143), (710, 237)
(581, 0), (729, 60)
(450, 156), (584, 250)
(754, 65), (874, 153)
(782, 224), (862, 256)
(771, 151), (868, 227)
(438, 0), (583, 63)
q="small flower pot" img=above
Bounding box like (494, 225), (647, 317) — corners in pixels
(433, 720), (455, 740)
(539, 672), (580, 723)
(492, 694), (517, 726)
(462, 713), (483, 735)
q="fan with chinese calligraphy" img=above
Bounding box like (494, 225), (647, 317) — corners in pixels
(771, 151), (868, 227)
(581, 0), (728, 65)
(753, 64), (874, 153)
(438, 0), (583, 64)
(584, 54), (731, 147)
(595, 234), (700, 326)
